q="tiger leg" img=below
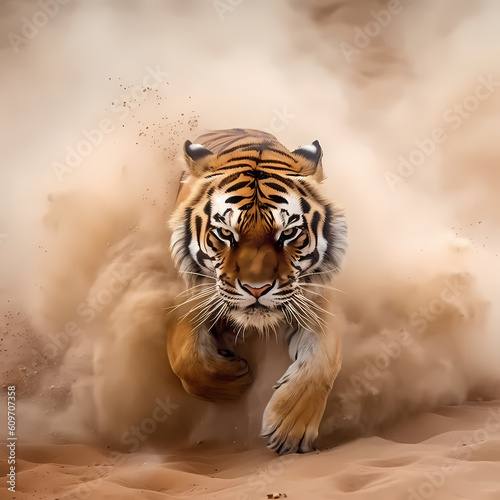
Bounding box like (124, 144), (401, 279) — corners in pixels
(261, 325), (341, 454)
(166, 311), (253, 401)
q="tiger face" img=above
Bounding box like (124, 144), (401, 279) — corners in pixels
(170, 129), (347, 333)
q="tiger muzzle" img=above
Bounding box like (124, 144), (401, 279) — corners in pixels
(235, 243), (279, 288)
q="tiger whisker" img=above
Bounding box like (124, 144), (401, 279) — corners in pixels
(234, 323), (246, 345)
(290, 296), (326, 333)
(297, 282), (347, 295)
(294, 302), (328, 331)
(296, 294), (334, 317)
(292, 299), (323, 330)
(179, 295), (218, 323)
(297, 286), (333, 303)
(180, 287), (218, 301)
(299, 269), (338, 280)
(195, 295), (226, 322)
(190, 301), (218, 326)
(179, 270), (217, 281)
(281, 305), (293, 326)
(290, 307), (308, 330)
(283, 302), (304, 329)
(174, 283), (217, 299)
(165, 287), (218, 313)
(171, 286), (217, 304)
(194, 312), (216, 331)
(287, 300), (315, 332)
(207, 302), (229, 332)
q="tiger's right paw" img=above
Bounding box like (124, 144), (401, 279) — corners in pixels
(167, 311), (253, 401)
(177, 349), (253, 401)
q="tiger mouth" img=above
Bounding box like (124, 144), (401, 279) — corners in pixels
(246, 303), (268, 310)
(210, 307), (284, 351)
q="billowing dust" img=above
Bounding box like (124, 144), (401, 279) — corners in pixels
(1, 0), (500, 452)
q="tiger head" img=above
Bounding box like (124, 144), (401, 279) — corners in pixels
(170, 129), (347, 332)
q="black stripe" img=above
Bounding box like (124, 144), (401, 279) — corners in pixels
(240, 142), (273, 151)
(296, 185), (307, 197)
(218, 142), (265, 156)
(311, 211), (320, 238)
(216, 162), (256, 171)
(195, 215), (203, 245)
(258, 158), (296, 167)
(299, 248), (319, 265)
(259, 165), (298, 173)
(218, 172), (243, 188)
(260, 202), (277, 210)
(323, 204), (334, 263)
(209, 136), (246, 152)
(310, 248), (320, 265)
(264, 174), (306, 196)
(298, 179), (321, 203)
(225, 180), (251, 192)
(268, 194), (288, 204)
(196, 249), (210, 263)
(240, 202), (254, 211)
(261, 147), (296, 161)
(184, 207), (193, 249)
(300, 198), (311, 214)
(226, 195), (248, 204)
(220, 155), (260, 164)
(264, 182), (288, 193)
(206, 233), (218, 252)
(204, 200), (211, 216)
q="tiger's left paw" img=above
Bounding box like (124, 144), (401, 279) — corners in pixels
(261, 373), (329, 455)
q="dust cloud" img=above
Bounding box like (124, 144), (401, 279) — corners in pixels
(1, 0), (499, 452)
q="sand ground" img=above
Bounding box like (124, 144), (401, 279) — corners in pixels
(2, 400), (500, 500)
(2, 1), (500, 499)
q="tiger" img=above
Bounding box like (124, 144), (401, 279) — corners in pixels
(167, 128), (347, 454)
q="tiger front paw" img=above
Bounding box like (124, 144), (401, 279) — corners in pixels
(176, 348), (253, 401)
(167, 311), (253, 401)
(261, 365), (330, 454)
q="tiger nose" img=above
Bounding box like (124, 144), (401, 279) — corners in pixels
(240, 281), (275, 299)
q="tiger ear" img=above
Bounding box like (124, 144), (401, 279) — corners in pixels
(292, 140), (324, 180)
(184, 140), (214, 177)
